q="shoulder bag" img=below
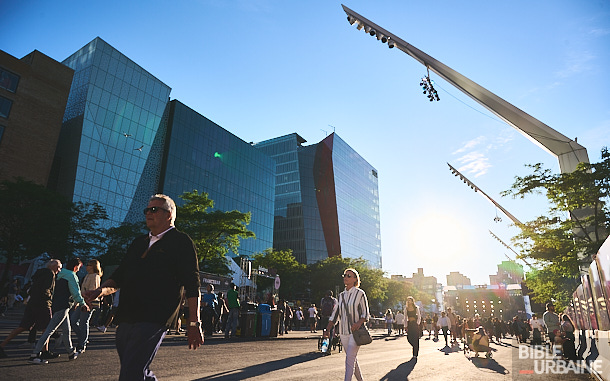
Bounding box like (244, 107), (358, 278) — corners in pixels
(342, 295), (372, 346)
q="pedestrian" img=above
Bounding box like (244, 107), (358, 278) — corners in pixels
(384, 309), (394, 335)
(0, 259), (61, 359)
(323, 268), (370, 381)
(425, 314), (433, 339)
(320, 290), (338, 336)
(295, 307), (304, 331)
(225, 282), (240, 338)
(30, 257), (89, 363)
(84, 194), (203, 380)
(71, 259), (102, 353)
(404, 297), (422, 357)
(216, 292), (228, 333)
(530, 314), (544, 346)
(447, 307), (457, 343)
(470, 326), (492, 358)
(308, 303), (318, 333)
(437, 311), (451, 347)
(543, 302), (560, 355)
(284, 302), (293, 333)
(560, 314), (577, 360)
(201, 284), (218, 337)
(432, 312), (439, 339)
(395, 310), (405, 336)
(7, 279), (19, 309)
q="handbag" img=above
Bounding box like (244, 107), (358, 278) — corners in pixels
(342, 297), (372, 346)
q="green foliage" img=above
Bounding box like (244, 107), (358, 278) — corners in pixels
(252, 248), (306, 300)
(175, 190), (255, 276)
(67, 201), (108, 260)
(0, 178), (71, 283)
(502, 148), (610, 309)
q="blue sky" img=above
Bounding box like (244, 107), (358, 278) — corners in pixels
(2, 0), (609, 286)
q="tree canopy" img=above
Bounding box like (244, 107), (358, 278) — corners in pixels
(502, 147), (610, 309)
(175, 190), (255, 276)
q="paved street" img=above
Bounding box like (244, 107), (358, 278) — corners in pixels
(0, 306), (597, 380)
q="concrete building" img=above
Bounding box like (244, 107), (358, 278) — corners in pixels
(0, 49), (73, 185)
(489, 260), (524, 285)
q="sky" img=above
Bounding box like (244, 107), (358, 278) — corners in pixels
(2, 0), (609, 286)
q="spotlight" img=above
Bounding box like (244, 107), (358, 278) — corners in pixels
(369, 29), (376, 37)
(364, 26), (371, 34)
(376, 33), (385, 41)
(347, 15), (356, 25)
(388, 40), (395, 48)
(381, 36), (388, 43)
(356, 21), (364, 30)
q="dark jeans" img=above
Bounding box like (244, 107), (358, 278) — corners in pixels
(116, 322), (166, 381)
(407, 321), (419, 356)
(441, 326), (450, 344)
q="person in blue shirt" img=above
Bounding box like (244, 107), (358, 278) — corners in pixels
(202, 284), (218, 336)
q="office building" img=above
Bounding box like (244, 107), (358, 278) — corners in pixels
(255, 133), (381, 268)
(49, 37), (171, 228)
(154, 100), (275, 257)
(0, 49), (73, 185)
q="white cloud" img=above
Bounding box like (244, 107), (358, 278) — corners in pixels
(452, 136), (486, 155)
(456, 151), (492, 178)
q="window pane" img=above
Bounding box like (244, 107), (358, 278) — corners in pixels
(0, 96), (12, 118)
(0, 68), (19, 92)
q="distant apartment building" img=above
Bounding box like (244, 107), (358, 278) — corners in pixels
(255, 133), (381, 268)
(489, 260), (524, 285)
(0, 49), (73, 185)
(446, 271), (471, 287)
(404, 268), (438, 295)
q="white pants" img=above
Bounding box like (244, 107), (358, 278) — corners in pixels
(340, 334), (363, 381)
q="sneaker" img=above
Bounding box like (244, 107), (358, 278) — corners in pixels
(96, 326), (106, 333)
(40, 351), (60, 360)
(68, 350), (78, 361)
(28, 353), (48, 364)
(0, 347), (7, 358)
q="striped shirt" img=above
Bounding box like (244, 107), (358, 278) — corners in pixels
(329, 286), (370, 335)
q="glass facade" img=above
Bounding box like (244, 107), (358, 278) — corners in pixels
(160, 100), (275, 258)
(256, 133), (382, 268)
(53, 37), (171, 228)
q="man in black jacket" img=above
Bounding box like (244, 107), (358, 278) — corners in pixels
(85, 194), (203, 380)
(0, 259), (61, 359)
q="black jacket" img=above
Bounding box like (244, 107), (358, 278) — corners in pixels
(109, 228), (200, 327)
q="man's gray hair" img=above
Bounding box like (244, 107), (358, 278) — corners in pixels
(150, 194), (176, 225)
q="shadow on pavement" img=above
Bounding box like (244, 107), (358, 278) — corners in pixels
(469, 357), (510, 375)
(193, 352), (320, 380)
(379, 357), (417, 380)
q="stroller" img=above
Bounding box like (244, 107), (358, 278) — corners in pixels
(318, 326), (342, 355)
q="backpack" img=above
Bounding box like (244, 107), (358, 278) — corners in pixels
(321, 297), (335, 317)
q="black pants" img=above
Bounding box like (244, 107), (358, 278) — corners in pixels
(441, 326), (449, 345)
(407, 321), (419, 356)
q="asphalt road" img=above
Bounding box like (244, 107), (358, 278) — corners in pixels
(0, 307), (597, 380)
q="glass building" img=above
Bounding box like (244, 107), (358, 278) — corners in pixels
(157, 100), (275, 257)
(50, 37), (171, 228)
(255, 133), (381, 268)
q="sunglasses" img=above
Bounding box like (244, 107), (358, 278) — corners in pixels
(343, 273), (354, 278)
(143, 206), (169, 215)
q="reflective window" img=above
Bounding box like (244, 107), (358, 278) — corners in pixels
(0, 68), (19, 92)
(0, 96), (12, 118)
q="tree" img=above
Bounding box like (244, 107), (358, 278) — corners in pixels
(65, 201), (108, 260)
(502, 147), (610, 309)
(175, 190), (255, 276)
(251, 248), (307, 300)
(0, 178), (71, 284)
